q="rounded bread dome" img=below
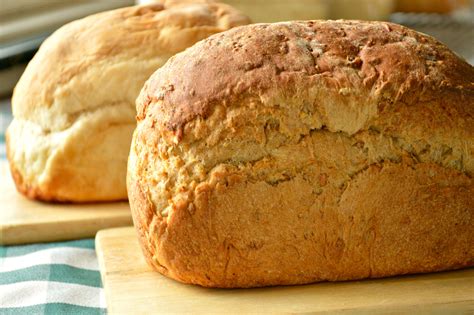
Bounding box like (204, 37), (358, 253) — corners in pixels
(7, 0), (250, 202)
(129, 20), (474, 288)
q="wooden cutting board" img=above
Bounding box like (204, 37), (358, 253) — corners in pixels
(0, 162), (132, 245)
(96, 227), (474, 314)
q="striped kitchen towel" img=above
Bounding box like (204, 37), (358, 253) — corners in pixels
(0, 239), (106, 314)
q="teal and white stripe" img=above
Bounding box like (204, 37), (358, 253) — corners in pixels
(0, 239), (106, 314)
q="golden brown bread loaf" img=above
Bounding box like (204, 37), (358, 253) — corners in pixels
(128, 20), (474, 288)
(6, 0), (250, 202)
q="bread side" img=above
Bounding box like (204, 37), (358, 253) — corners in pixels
(129, 20), (474, 287)
(7, 0), (250, 201)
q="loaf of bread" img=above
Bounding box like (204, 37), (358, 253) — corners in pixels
(128, 20), (474, 288)
(6, 0), (250, 202)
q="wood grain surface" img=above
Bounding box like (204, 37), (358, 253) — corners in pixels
(96, 226), (474, 314)
(0, 162), (132, 245)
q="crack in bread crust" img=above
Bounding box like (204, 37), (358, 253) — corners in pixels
(133, 116), (471, 219)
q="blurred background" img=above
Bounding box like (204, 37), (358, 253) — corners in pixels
(0, 0), (473, 158)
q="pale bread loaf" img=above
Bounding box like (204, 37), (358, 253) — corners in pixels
(6, 0), (250, 202)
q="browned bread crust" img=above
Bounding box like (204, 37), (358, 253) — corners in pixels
(129, 20), (474, 288)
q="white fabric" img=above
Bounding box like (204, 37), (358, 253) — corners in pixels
(0, 247), (99, 272)
(0, 281), (105, 308)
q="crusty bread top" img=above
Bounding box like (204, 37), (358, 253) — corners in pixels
(137, 20), (474, 174)
(12, 0), (250, 131)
